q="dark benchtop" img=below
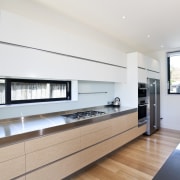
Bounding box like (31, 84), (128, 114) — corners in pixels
(153, 144), (180, 180)
(0, 105), (137, 147)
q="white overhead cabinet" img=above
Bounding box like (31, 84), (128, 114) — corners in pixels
(128, 52), (160, 83)
(0, 10), (126, 83)
(119, 52), (160, 108)
(138, 68), (147, 83)
(0, 43), (126, 82)
(137, 53), (148, 83)
(146, 58), (160, 79)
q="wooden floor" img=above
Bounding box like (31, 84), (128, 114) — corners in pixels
(69, 128), (180, 180)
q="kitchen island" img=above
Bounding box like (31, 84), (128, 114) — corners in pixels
(0, 105), (136, 146)
(153, 143), (180, 180)
(0, 105), (146, 179)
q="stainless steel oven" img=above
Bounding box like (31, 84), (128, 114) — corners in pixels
(138, 83), (148, 126)
(138, 83), (147, 97)
(138, 99), (148, 126)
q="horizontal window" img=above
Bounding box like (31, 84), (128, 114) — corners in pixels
(0, 79), (5, 105)
(0, 78), (71, 105)
(168, 52), (180, 94)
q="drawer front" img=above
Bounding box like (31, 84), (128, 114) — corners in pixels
(80, 120), (111, 135)
(26, 153), (81, 180)
(0, 156), (25, 180)
(111, 112), (138, 136)
(111, 124), (145, 151)
(137, 124), (147, 135)
(81, 126), (111, 149)
(111, 127), (138, 151)
(81, 139), (112, 167)
(25, 128), (80, 153)
(0, 142), (25, 162)
(26, 137), (81, 171)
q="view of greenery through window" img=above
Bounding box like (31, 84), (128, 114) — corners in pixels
(168, 54), (180, 93)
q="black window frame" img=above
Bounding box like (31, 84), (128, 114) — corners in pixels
(167, 51), (180, 94)
(0, 78), (6, 105)
(1, 78), (71, 105)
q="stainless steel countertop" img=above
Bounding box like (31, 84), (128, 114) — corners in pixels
(0, 105), (137, 147)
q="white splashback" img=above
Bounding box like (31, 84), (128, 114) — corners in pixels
(0, 81), (115, 119)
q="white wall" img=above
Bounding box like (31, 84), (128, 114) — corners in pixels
(150, 50), (180, 130)
(0, 1), (126, 119)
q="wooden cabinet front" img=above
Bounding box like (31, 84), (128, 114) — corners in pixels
(25, 128), (81, 171)
(0, 111), (144, 179)
(80, 120), (111, 149)
(26, 153), (81, 180)
(111, 112), (138, 136)
(0, 142), (25, 180)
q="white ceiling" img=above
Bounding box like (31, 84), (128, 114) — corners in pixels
(34, 0), (180, 53)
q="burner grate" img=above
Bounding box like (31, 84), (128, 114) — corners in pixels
(63, 110), (105, 120)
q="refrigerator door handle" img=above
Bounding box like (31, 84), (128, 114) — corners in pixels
(154, 80), (158, 129)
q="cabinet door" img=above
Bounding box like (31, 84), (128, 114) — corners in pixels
(147, 71), (160, 79)
(111, 112), (138, 136)
(25, 128), (81, 171)
(80, 139), (112, 167)
(147, 58), (160, 72)
(0, 156), (25, 180)
(138, 53), (147, 68)
(26, 138), (81, 172)
(138, 68), (147, 83)
(0, 142), (25, 162)
(0, 43), (126, 82)
(111, 124), (146, 151)
(26, 153), (81, 180)
(25, 128), (80, 153)
(80, 120), (111, 149)
(0, 142), (25, 179)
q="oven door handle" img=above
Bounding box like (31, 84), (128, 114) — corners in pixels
(139, 104), (148, 107)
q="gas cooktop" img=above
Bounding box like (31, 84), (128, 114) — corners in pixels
(63, 110), (106, 121)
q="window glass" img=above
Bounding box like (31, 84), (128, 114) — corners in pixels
(0, 78), (71, 105)
(0, 79), (5, 104)
(168, 53), (180, 94)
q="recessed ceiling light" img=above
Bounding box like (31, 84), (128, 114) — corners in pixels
(160, 44), (164, 48)
(122, 15), (126, 19)
(147, 34), (151, 38)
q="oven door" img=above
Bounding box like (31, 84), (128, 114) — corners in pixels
(138, 103), (148, 126)
(138, 83), (147, 98)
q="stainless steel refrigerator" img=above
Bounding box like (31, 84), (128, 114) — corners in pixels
(146, 78), (160, 135)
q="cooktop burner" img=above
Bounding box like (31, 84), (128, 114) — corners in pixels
(63, 110), (106, 120)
